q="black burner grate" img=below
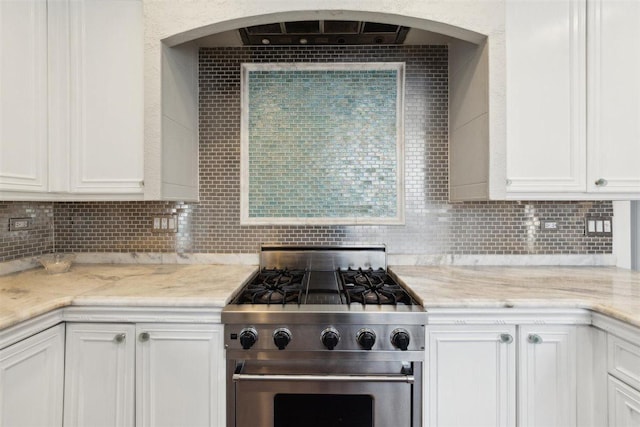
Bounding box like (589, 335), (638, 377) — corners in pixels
(339, 268), (414, 305)
(238, 268), (305, 305)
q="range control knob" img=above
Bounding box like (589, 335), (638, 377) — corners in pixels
(321, 327), (340, 350)
(239, 327), (258, 350)
(273, 328), (292, 350)
(357, 328), (376, 350)
(391, 328), (411, 351)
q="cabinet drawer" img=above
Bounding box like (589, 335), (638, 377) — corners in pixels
(608, 335), (640, 391)
(608, 375), (640, 426)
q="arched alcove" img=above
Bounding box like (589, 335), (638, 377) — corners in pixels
(144, 2), (504, 202)
(162, 10), (486, 47)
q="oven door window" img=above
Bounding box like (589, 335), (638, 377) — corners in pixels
(274, 394), (373, 427)
(234, 376), (411, 427)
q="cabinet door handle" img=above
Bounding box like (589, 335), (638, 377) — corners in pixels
(595, 178), (608, 186)
(499, 333), (513, 344)
(139, 332), (150, 342)
(114, 333), (126, 343)
(528, 334), (543, 344)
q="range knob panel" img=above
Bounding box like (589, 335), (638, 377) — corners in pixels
(391, 328), (411, 351)
(321, 327), (340, 350)
(273, 328), (292, 350)
(356, 328), (376, 350)
(239, 327), (258, 350)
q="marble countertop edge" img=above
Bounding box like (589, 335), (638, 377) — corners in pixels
(1, 264), (638, 332)
(1, 295), (637, 330)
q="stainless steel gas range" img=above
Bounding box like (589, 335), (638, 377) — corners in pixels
(222, 245), (426, 427)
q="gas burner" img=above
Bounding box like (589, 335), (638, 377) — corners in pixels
(239, 268), (305, 305)
(353, 272), (385, 287)
(340, 268), (414, 306)
(230, 247), (418, 307)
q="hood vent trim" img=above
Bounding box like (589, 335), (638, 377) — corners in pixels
(239, 20), (409, 46)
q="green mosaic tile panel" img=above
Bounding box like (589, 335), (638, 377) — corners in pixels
(247, 68), (399, 219)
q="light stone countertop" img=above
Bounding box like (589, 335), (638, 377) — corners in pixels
(1, 264), (639, 331)
(0, 264), (258, 330)
(390, 266), (640, 327)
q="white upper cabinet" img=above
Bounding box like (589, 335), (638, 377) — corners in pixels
(587, 0), (640, 194)
(67, 0), (144, 194)
(0, 0), (49, 193)
(0, 0), (144, 200)
(506, 0), (587, 195)
(505, 0), (640, 199)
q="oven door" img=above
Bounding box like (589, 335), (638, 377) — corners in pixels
(231, 361), (416, 427)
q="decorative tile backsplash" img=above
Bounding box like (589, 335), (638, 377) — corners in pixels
(0, 202), (53, 262)
(0, 45), (613, 261)
(243, 63), (403, 223)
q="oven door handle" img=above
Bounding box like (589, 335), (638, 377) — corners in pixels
(232, 373), (415, 384)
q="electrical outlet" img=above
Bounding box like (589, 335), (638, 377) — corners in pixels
(540, 220), (559, 231)
(9, 218), (32, 231)
(151, 215), (178, 233)
(585, 216), (612, 237)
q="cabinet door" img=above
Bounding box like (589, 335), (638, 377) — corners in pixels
(608, 334), (640, 392)
(63, 323), (135, 427)
(506, 0), (587, 194)
(518, 325), (577, 427)
(0, 324), (65, 427)
(0, 0), (48, 194)
(587, 0), (640, 194)
(136, 324), (225, 427)
(609, 375), (640, 426)
(427, 325), (516, 427)
(66, 0), (143, 194)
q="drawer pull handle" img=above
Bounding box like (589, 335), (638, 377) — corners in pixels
(233, 373), (414, 384)
(499, 333), (513, 344)
(595, 178), (608, 186)
(528, 334), (543, 344)
(139, 332), (150, 342)
(114, 333), (126, 343)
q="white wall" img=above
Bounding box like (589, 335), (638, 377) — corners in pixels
(613, 201), (632, 269)
(632, 201), (640, 270)
(449, 38), (493, 201)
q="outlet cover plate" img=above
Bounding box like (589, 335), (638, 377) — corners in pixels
(151, 215), (178, 233)
(540, 220), (559, 232)
(9, 218), (32, 231)
(585, 216), (612, 237)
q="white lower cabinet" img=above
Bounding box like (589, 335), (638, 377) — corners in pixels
(609, 375), (640, 426)
(63, 323), (225, 427)
(0, 324), (65, 427)
(427, 324), (577, 427)
(605, 330), (640, 427)
(63, 323), (136, 427)
(136, 324), (225, 427)
(518, 326), (577, 427)
(427, 325), (517, 427)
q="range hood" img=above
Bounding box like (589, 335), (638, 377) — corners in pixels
(239, 20), (409, 46)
